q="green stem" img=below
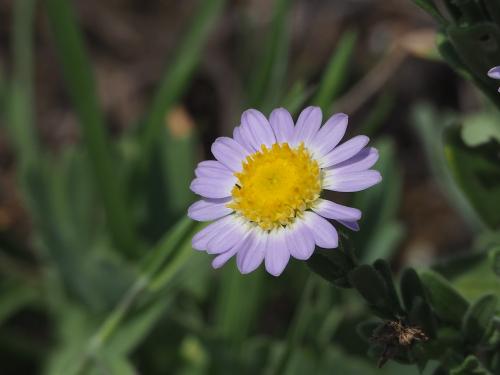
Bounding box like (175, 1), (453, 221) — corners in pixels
(64, 218), (195, 375)
(43, 0), (140, 256)
(273, 276), (318, 375)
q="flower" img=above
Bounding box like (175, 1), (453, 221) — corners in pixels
(187, 107), (381, 276)
(487, 66), (500, 92)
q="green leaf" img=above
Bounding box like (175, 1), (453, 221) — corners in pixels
(373, 259), (404, 315)
(248, 0), (292, 110)
(44, 0), (140, 255)
(450, 355), (492, 375)
(444, 126), (500, 229)
(7, 0), (38, 175)
(462, 294), (498, 345)
(411, 0), (448, 25)
(348, 265), (394, 318)
(401, 268), (428, 312)
(419, 270), (469, 326)
(490, 246), (500, 277)
(352, 138), (404, 262)
(484, 0), (500, 25)
(409, 296), (437, 339)
(306, 248), (355, 288)
(138, 0), (226, 169)
(312, 30), (357, 114)
(461, 112), (500, 147)
(447, 22), (500, 106)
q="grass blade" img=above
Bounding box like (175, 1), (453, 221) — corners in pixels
(248, 0), (293, 111)
(44, 0), (140, 255)
(138, 0), (226, 171)
(312, 30), (357, 115)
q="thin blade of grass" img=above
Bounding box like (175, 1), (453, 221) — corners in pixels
(248, 0), (293, 112)
(8, 0), (38, 174)
(312, 30), (357, 115)
(138, 0), (226, 172)
(44, 0), (140, 256)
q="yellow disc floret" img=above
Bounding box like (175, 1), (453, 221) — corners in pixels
(228, 143), (321, 230)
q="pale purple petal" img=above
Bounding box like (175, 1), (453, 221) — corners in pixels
(206, 218), (248, 254)
(309, 113), (348, 158)
(327, 147), (379, 174)
(212, 246), (239, 269)
(190, 176), (236, 199)
(211, 137), (248, 172)
(312, 198), (361, 222)
(303, 211), (338, 249)
(337, 220), (360, 231)
(269, 108), (294, 143)
(286, 222), (315, 260)
(291, 106), (322, 147)
(195, 160), (232, 178)
(187, 198), (233, 221)
(323, 170), (382, 192)
(236, 230), (267, 274)
(319, 135), (369, 168)
(192, 215), (235, 251)
(488, 66), (500, 79)
(233, 126), (253, 153)
(241, 109), (276, 150)
(264, 230), (290, 276)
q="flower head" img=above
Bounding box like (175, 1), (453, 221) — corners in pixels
(188, 107), (381, 276)
(487, 66), (500, 92)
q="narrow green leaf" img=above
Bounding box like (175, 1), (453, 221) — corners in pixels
(44, 0), (140, 255)
(491, 246), (500, 277)
(214, 266), (264, 341)
(419, 270), (469, 326)
(444, 126), (500, 229)
(8, 0), (38, 174)
(139, 0), (226, 170)
(462, 294), (498, 345)
(312, 30), (357, 115)
(411, 0), (448, 25)
(248, 0), (292, 110)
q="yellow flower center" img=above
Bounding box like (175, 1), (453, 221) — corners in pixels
(228, 143), (321, 230)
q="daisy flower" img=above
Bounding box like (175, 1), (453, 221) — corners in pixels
(487, 66), (500, 92)
(187, 107), (381, 276)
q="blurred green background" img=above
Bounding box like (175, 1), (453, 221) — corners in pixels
(0, 0), (498, 374)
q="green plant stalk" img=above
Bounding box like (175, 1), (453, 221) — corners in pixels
(64, 217), (195, 375)
(138, 0), (226, 173)
(44, 0), (140, 256)
(272, 276), (317, 375)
